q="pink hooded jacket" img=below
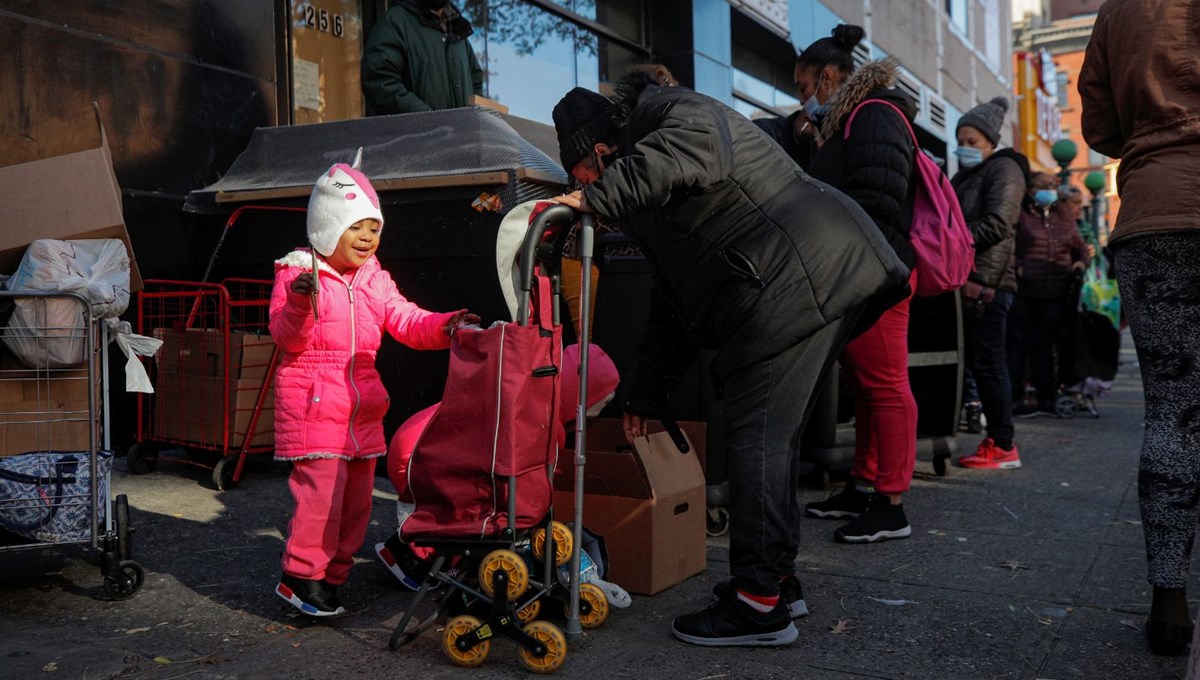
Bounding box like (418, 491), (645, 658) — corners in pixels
(270, 250), (456, 461)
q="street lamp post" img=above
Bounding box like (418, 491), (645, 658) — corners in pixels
(1051, 139), (1078, 193)
(1084, 170), (1107, 245)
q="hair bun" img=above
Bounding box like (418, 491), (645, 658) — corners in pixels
(831, 24), (866, 51)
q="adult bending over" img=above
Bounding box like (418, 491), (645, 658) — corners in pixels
(550, 69), (908, 647)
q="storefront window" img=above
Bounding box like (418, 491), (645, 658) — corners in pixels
(459, 0), (648, 124)
(731, 9), (800, 119)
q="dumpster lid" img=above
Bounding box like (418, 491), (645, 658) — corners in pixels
(185, 107), (567, 213)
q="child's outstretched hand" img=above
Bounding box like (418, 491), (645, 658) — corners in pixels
(290, 273), (317, 306)
(445, 310), (481, 335)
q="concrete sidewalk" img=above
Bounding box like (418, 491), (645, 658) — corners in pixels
(0, 341), (1191, 679)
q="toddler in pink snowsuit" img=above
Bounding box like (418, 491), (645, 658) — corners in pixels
(271, 158), (477, 616)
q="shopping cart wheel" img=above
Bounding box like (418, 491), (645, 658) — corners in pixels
(573, 583), (609, 629)
(104, 559), (145, 600)
(516, 598), (542, 624)
(705, 505), (730, 537)
(125, 443), (158, 475)
(933, 454), (949, 477)
(213, 455), (239, 491)
(532, 521), (573, 567)
(1055, 395), (1079, 419)
(442, 615), (490, 668)
(478, 549), (529, 601)
(115, 494), (133, 561)
(517, 620), (567, 674)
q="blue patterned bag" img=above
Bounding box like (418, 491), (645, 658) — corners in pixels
(0, 451), (112, 543)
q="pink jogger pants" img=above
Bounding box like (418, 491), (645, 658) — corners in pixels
(280, 457), (377, 585)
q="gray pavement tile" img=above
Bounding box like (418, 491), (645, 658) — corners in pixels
(1038, 605), (1186, 680)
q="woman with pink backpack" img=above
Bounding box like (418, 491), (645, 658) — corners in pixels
(800, 25), (922, 545)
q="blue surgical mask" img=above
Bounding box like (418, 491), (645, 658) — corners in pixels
(802, 73), (830, 123)
(955, 146), (984, 168)
(1033, 189), (1058, 207)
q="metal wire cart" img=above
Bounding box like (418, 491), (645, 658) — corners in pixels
(0, 290), (143, 600)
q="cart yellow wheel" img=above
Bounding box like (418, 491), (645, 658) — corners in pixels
(478, 549), (529, 600)
(441, 615), (489, 668)
(573, 583), (609, 629)
(531, 521), (573, 567)
(516, 598), (542, 623)
(517, 620), (568, 674)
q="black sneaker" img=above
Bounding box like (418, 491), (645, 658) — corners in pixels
(711, 575), (809, 619)
(963, 401), (983, 433)
(374, 534), (432, 591)
(834, 496), (912, 544)
(320, 581), (343, 611)
(674, 581), (798, 647)
(805, 481), (873, 519)
(276, 574), (345, 617)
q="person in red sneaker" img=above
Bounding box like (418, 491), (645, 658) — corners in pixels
(958, 437), (1022, 469)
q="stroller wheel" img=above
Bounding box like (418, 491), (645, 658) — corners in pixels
(517, 621), (568, 674)
(574, 583), (610, 629)
(517, 598), (542, 623)
(1055, 395), (1079, 419)
(532, 521), (573, 567)
(479, 549), (529, 601)
(442, 615), (490, 668)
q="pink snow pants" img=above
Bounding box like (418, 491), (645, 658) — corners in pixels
(280, 457), (377, 585)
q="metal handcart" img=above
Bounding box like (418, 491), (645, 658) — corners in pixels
(0, 290), (143, 599)
(128, 278), (279, 490)
(388, 205), (603, 673)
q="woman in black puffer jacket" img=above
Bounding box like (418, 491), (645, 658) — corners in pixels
(951, 97), (1030, 470)
(800, 25), (920, 547)
(549, 67), (908, 648)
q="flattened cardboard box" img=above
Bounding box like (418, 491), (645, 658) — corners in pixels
(153, 328), (275, 381)
(552, 419), (706, 595)
(0, 106), (142, 290)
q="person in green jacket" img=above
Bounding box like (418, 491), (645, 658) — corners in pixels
(361, 0), (484, 115)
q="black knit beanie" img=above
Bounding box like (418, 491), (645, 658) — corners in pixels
(552, 87), (620, 171)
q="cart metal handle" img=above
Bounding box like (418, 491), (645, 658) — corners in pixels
(516, 204), (577, 326)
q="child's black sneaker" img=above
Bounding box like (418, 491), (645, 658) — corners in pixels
(834, 496), (912, 544)
(276, 574), (345, 617)
(805, 480), (874, 519)
(374, 534), (433, 591)
(675, 581), (798, 647)
(711, 575), (809, 619)
(320, 580), (343, 611)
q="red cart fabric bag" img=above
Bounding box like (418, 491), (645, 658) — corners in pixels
(399, 276), (561, 540)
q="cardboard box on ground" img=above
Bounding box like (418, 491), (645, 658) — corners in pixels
(552, 419), (707, 596)
(0, 105), (141, 457)
(152, 327), (275, 449)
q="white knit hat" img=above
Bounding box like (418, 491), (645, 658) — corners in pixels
(306, 150), (384, 256)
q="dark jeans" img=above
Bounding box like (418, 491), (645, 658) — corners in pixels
(1007, 294), (1072, 405)
(963, 290), (1014, 449)
(723, 313), (859, 595)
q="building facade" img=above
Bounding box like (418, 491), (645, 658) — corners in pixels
(1013, 9), (1119, 235)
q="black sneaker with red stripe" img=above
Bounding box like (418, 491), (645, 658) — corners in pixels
(674, 580), (798, 647)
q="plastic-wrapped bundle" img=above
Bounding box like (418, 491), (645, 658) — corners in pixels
(2, 239), (130, 368)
